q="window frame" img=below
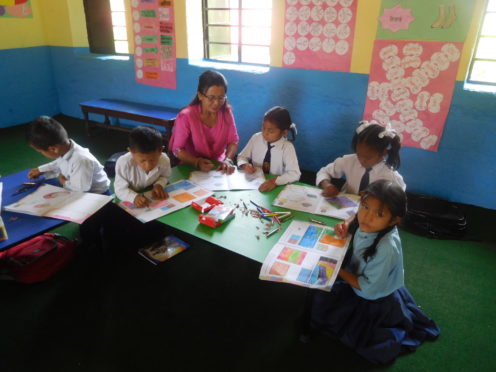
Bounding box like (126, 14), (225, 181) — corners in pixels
(201, 0), (272, 66)
(466, 1), (496, 86)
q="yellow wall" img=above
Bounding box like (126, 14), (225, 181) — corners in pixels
(0, 0), (486, 80)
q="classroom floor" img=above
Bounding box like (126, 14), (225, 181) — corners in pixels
(1, 116), (495, 372)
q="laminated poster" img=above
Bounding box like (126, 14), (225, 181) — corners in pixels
(132, 0), (176, 89)
(282, 0), (358, 72)
(0, 0), (32, 18)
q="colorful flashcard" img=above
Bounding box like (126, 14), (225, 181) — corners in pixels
(118, 179), (212, 223)
(272, 184), (359, 220)
(363, 39), (463, 151)
(259, 220), (350, 291)
(132, 0), (176, 89)
(3, 184), (113, 224)
(282, 0), (358, 72)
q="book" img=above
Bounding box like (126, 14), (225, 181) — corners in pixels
(259, 220), (351, 291)
(3, 183), (113, 224)
(272, 184), (360, 220)
(118, 179), (213, 223)
(138, 234), (190, 265)
(189, 168), (265, 191)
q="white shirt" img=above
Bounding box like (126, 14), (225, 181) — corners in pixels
(114, 152), (171, 203)
(316, 154), (406, 195)
(237, 132), (301, 186)
(38, 140), (110, 194)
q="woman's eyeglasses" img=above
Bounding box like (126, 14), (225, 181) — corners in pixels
(201, 92), (227, 102)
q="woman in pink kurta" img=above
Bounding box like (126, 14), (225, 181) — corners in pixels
(169, 70), (239, 174)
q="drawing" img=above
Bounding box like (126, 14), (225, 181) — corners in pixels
(308, 257), (337, 285)
(269, 261), (290, 276)
(278, 247), (307, 264)
(299, 225), (323, 248)
(432, 4), (457, 29)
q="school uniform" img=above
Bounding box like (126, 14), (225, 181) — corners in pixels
(316, 154), (405, 194)
(114, 152), (171, 202)
(83, 152), (171, 251)
(311, 227), (440, 364)
(237, 132), (301, 185)
(38, 140), (110, 194)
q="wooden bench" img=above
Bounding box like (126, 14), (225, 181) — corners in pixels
(80, 98), (180, 148)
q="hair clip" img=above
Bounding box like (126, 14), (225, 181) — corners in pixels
(289, 123), (297, 135)
(356, 120), (379, 134)
(378, 123), (397, 139)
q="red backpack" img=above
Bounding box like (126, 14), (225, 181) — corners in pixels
(0, 233), (75, 283)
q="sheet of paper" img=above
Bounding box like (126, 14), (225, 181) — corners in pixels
(259, 220), (351, 291)
(118, 179), (213, 223)
(189, 168), (265, 191)
(272, 184), (359, 220)
(3, 183), (113, 223)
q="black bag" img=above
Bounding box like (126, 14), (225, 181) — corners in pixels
(401, 193), (467, 239)
(104, 151), (126, 178)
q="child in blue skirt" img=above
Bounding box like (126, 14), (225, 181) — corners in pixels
(311, 180), (440, 364)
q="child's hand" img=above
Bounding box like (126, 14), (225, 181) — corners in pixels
(58, 174), (67, 185)
(218, 160), (235, 175)
(258, 178), (277, 192)
(334, 221), (349, 238)
(28, 168), (41, 179)
(240, 164), (256, 174)
(152, 184), (168, 200)
(322, 184), (340, 197)
(134, 194), (150, 208)
(196, 158), (215, 172)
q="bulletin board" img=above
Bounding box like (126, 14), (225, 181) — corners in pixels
(363, 0), (475, 151)
(0, 0), (32, 18)
(132, 0), (177, 89)
(282, 0), (358, 72)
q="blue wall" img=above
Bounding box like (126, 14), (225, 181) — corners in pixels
(5, 46), (496, 209)
(0, 46), (59, 128)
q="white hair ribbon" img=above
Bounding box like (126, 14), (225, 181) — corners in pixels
(356, 120), (379, 134)
(289, 122), (297, 136)
(378, 123), (397, 139)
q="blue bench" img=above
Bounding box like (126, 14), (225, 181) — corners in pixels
(80, 98), (180, 146)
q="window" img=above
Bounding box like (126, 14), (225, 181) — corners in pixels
(83, 0), (129, 54)
(202, 0), (272, 65)
(467, 0), (496, 85)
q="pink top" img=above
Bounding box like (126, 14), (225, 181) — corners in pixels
(169, 104), (239, 162)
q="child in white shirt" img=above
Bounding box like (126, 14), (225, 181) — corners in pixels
(114, 126), (171, 207)
(237, 106), (301, 192)
(26, 116), (110, 194)
(317, 121), (405, 196)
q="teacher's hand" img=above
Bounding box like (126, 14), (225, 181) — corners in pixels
(218, 159), (235, 175)
(196, 158), (215, 172)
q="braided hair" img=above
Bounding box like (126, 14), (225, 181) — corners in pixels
(348, 180), (407, 262)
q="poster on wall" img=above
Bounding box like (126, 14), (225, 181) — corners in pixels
(0, 0), (32, 18)
(131, 0), (176, 89)
(282, 0), (358, 72)
(363, 0), (475, 151)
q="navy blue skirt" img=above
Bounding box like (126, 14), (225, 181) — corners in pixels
(311, 281), (440, 364)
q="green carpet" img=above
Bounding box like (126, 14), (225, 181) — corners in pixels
(0, 116), (495, 372)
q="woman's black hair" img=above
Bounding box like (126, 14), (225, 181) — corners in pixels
(129, 126), (164, 153)
(264, 106), (297, 141)
(348, 180), (407, 262)
(351, 122), (401, 170)
(26, 116), (69, 150)
(188, 70), (229, 110)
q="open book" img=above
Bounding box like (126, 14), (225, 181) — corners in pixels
(138, 234), (190, 265)
(189, 168), (265, 191)
(118, 179), (213, 223)
(259, 220), (351, 291)
(3, 183), (113, 224)
(272, 184), (360, 220)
